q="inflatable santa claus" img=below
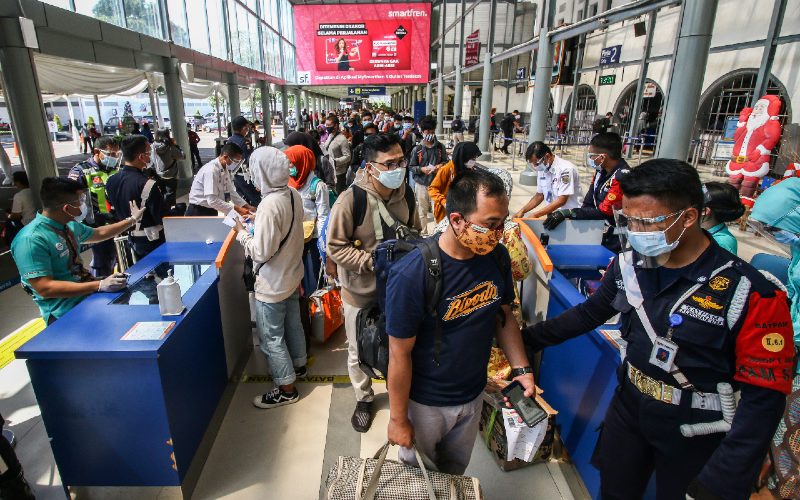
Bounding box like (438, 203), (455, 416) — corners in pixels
(726, 94), (783, 203)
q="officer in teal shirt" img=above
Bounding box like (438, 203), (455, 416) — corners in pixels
(701, 181), (745, 255)
(11, 177), (144, 324)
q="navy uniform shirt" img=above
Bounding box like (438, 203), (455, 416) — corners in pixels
(386, 245), (514, 407)
(523, 236), (794, 498)
(226, 133), (252, 161)
(105, 165), (164, 230)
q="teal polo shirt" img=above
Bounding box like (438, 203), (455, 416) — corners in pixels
(11, 213), (96, 323)
(708, 223), (738, 256)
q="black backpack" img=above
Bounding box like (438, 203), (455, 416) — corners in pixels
(356, 236), (510, 380)
(351, 184), (416, 239)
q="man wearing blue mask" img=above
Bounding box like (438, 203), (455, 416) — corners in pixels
(524, 159), (794, 500)
(750, 177), (800, 497)
(514, 141), (582, 220)
(543, 132), (629, 252)
(327, 133), (421, 433)
(67, 135), (122, 277)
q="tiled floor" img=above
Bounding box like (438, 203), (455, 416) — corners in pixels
(0, 135), (787, 499)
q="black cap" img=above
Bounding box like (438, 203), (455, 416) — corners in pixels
(232, 116), (249, 130)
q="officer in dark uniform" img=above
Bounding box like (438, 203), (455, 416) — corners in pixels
(66, 135), (120, 276)
(105, 135), (166, 260)
(524, 159), (794, 499)
(543, 132), (630, 252)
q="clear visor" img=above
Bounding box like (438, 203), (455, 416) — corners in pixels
(613, 207), (683, 268)
(747, 219), (794, 255)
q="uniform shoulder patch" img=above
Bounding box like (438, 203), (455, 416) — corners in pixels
(607, 193), (617, 201)
(560, 172), (570, 184)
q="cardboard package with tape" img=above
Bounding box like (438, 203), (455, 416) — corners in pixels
(479, 379), (558, 472)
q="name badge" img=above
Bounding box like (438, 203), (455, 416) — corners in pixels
(649, 337), (678, 372)
(224, 192), (231, 202)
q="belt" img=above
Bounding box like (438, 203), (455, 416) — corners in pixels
(130, 224), (163, 237)
(627, 363), (722, 412)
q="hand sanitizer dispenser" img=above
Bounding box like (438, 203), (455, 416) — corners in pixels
(157, 270), (184, 316)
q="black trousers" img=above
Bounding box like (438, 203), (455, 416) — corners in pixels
(335, 172), (347, 195)
(89, 239), (117, 277)
(130, 233), (165, 260)
(184, 204), (218, 216)
(592, 379), (725, 500)
(501, 138), (512, 153)
(190, 145), (202, 167)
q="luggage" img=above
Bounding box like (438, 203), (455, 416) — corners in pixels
(309, 280), (344, 342)
(324, 442), (484, 500)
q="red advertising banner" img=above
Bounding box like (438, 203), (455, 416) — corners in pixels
(465, 30), (480, 67)
(294, 3), (431, 85)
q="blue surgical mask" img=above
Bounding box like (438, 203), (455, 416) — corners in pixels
(289, 166), (298, 178)
(587, 153), (604, 172)
(626, 211), (687, 257)
(402, 123), (412, 130)
(372, 166), (406, 189)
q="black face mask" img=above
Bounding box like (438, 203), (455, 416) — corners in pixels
(326, 126), (335, 134)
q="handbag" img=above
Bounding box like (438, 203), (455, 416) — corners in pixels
(325, 441), (483, 500)
(308, 272), (344, 342)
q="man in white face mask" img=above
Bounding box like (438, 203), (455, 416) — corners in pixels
(66, 135), (122, 276)
(524, 159), (794, 500)
(10, 177), (144, 325)
(408, 115), (447, 235)
(326, 133), (421, 433)
(186, 143), (256, 216)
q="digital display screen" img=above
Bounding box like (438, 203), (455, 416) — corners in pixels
(502, 383), (547, 427)
(293, 3), (431, 85)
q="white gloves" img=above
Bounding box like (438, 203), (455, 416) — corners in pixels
(98, 273), (128, 292)
(129, 201), (145, 223)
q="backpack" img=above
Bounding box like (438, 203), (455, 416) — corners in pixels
(351, 184), (416, 238)
(413, 144), (444, 170)
(592, 117), (606, 133)
(356, 236), (510, 380)
(310, 176), (337, 208)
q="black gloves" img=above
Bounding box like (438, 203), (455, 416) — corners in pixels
(543, 208), (575, 230)
(686, 479), (721, 500)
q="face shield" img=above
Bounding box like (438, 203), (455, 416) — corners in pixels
(747, 219), (796, 255)
(614, 207), (688, 268)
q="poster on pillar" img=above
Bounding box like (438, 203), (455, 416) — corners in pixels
(725, 94), (784, 204)
(294, 3), (431, 85)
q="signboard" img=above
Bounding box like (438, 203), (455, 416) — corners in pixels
(599, 45), (622, 66)
(293, 3), (431, 85)
(599, 74), (616, 86)
(516, 67), (527, 80)
(722, 116), (738, 140)
(347, 86), (386, 96)
(529, 40), (565, 85)
(642, 81), (657, 98)
(465, 30), (480, 67)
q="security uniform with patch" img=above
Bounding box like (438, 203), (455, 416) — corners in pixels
(525, 159), (794, 499)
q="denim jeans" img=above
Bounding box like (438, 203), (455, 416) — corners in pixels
(255, 290), (307, 386)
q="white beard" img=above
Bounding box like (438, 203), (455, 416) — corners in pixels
(746, 110), (769, 131)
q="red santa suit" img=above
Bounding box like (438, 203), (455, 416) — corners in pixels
(726, 95), (782, 199)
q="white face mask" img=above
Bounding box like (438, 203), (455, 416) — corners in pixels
(227, 159), (243, 172)
(371, 166), (406, 190)
(67, 198), (89, 223)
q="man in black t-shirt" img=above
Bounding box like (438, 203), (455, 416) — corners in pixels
(386, 169), (535, 475)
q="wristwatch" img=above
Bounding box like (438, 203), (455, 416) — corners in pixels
(510, 366), (534, 377)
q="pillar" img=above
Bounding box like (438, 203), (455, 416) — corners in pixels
(454, 68), (464, 119)
(435, 0), (447, 134)
(529, 0), (555, 144)
(294, 88), (302, 131)
(656, 0), (718, 159)
(147, 80), (160, 128)
(0, 16), (57, 208)
(281, 85), (289, 138)
(478, 0), (497, 153)
(65, 95), (80, 153)
(259, 80), (272, 146)
(93, 95), (104, 130)
(425, 82), (433, 115)
(227, 73), (241, 119)
(163, 57), (192, 186)
(626, 12), (657, 159)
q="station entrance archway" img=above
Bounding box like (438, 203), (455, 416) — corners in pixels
(613, 79), (664, 141)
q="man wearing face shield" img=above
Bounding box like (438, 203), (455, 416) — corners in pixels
(750, 178), (800, 498)
(543, 132), (629, 252)
(66, 135), (122, 277)
(513, 141), (582, 220)
(10, 177), (145, 325)
(326, 133), (420, 433)
(524, 159), (794, 499)
(185, 143), (256, 216)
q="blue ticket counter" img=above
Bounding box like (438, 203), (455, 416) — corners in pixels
(15, 217), (250, 496)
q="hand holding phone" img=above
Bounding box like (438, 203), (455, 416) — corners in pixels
(501, 381), (547, 428)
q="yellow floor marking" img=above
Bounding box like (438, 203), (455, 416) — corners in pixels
(0, 318), (46, 370)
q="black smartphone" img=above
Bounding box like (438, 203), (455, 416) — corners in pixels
(501, 381), (548, 428)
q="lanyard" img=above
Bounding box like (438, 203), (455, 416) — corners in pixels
(44, 224), (93, 282)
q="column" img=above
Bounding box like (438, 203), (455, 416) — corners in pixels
(626, 12), (657, 159)
(425, 82), (433, 115)
(528, 0), (555, 144)
(454, 0), (466, 119)
(294, 88), (302, 131)
(281, 85), (290, 138)
(435, 0), (447, 134)
(227, 73), (241, 119)
(0, 16), (57, 208)
(477, 0), (497, 153)
(93, 95), (104, 130)
(163, 57), (192, 184)
(656, 0), (719, 159)
(259, 80), (272, 146)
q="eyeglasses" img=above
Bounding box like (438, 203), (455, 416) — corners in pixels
(371, 159), (407, 170)
(615, 208), (685, 232)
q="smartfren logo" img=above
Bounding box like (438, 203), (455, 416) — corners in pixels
(388, 9), (427, 17)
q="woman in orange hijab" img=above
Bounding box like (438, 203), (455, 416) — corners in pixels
(285, 145), (330, 296)
(428, 141), (482, 222)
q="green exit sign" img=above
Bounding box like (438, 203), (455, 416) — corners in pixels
(599, 75), (616, 86)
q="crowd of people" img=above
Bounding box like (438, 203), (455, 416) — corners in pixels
(2, 101), (799, 500)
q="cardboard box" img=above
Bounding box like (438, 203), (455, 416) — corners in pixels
(478, 380), (558, 472)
